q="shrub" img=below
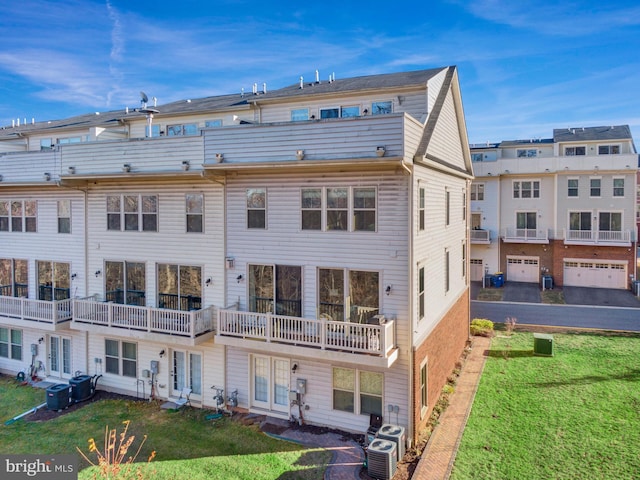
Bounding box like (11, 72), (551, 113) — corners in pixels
(470, 318), (494, 337)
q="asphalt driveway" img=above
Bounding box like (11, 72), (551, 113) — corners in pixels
(471, 281), (640, 308)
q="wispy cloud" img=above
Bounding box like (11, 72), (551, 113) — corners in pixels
(453, 0), (640, 36)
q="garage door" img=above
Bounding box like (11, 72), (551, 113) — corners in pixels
(563, 261), (627, 289)
(506, 256), (539, 282)
(470, 259), (484, 282)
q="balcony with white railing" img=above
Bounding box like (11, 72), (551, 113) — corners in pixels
(563, 229), (633, 246)
(501, 228), (549, 244)
(0, 295), (73, 331)
(216, 309), (398, 368)
(470, 229), (491, 244)
(72, 298), (216, 346)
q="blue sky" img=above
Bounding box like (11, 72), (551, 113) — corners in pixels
(1, 0), (639, 145)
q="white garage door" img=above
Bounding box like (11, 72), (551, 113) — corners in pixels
(506, 256), (539, 283)
(470, 259), (484, 282)
(563, 261), (627, 289)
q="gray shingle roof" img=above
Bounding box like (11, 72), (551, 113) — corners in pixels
(553, 125), (632, 142)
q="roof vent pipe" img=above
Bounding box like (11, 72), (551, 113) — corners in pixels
(315, 69), (320, 83)
(263, 83), (267, 94)
(300, 76), (303, 89)
(253, 83), (258, 95)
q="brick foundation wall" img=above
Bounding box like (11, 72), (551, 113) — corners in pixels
(412, 288), (469, 441)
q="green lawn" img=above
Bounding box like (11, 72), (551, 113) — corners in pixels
(451, 332), (640, 479)
(0, 377), (330, 479)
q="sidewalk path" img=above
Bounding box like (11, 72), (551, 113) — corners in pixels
(412, 335), (491, 480)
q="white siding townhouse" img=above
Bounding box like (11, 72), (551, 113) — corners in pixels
(470, 126), (638, 289)
(0, 66), (472, 444)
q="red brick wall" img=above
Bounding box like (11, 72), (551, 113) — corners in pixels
(500, 242), (553, 282)
(411, 289), (469, 441)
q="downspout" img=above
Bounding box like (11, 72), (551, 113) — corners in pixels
(403, 159), (415, 445)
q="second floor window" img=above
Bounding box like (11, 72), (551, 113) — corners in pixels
(419, 188), (425, 231)
(599, 212), (622, 232)
(517, 212), (537, 231)
(186, 194), (204, 233)
(517, 149), (537, 158)
(107, 195), (158, 232)
(37, 261), (70, 301)
(418, 266), (425, 319)
(0, 200), (37, 232)
(157, 264), (202, 311)
(0, 258), (28, 298)
(247, 189), (267, 229)
(590, 178), (601, 197)
(568, 179), (579, 197)
(248, 264), (302, 317)
(569, 212), (591, 231)
(613, 178), (625, 197)
(598, 145), (620, 155)
(513, 181), (539, 199)
(58, 200), (71, 233)
(105, 261), (146, 306)
(318, 268), (378, 322)
(471, 183), (484, 201)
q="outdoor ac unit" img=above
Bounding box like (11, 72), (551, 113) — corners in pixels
(377, 424), (406, 461)
(367, 439), (397, 480)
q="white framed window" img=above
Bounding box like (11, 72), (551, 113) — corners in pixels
(341, 106), (360, 117)
(318, 268), (379, 322)
(590, 178), (601, 197)
(332, 367), (383, 416)
(246, 188), (267, 229)
(301, 187), (377, 232)
(470, 183), (484, 201)
(567, 178), (579, 197)
(420, 358), (428, 417)
(186, 194), (204, 233)
(40, 138), (53, 150)
(471, 152), (483, 162)
(419, 188), (425, 231)
(105, 261), (146, 306)
(445, 189), (450, 226)
(37, 261), (70, 301)
(598, 145), (620, 155)
(0, 200), (37, 232)
(445, 249), (450, 293)
(107, 195), (157, 232)
(565, 146), (586, 156)
(517, 149), (537, 158)
(513, 181), (540, 199)
(599, 212), (622, 232)
(0, 258), (28, 297)
(371, 101), (392, 115)
(57, 200), (71, 234)
(167, 123), (198, 136)
(0, 327), (22, 360)
(613, 178), (625, 197)
(462, 191), (467, 221)
(569, 211), (592, 231)
(516, 211), (537, 231)
(157, 264), (202, 311)
(248, 264), (302, 317)
(291, 108), (309, 122)
(462, 242), (466, 278)
(418, 266), (425, 319)
(320, 106), (361, 119)
(105, 339), (137, 377)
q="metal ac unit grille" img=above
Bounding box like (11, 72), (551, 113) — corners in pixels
(377, 424), (406, 461)
(367, 439), (397, 480)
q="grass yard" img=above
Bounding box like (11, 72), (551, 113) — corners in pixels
(0, 377), (330, 479)
(540, 289), (566, 304)
(477, 288), (504, 301)
(451, 332), (640, 479)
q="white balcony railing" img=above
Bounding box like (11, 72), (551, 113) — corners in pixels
(470, 229), (490, 243)
(501, 228), (549, 243)
(217, 309), (395, 357)
(564, 229), (632, 244)
(0, 296), (73, 325)
(73, 299), (215, 338)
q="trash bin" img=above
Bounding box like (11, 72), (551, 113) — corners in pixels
(69, 374), (92, 402)
(633, 280), (640, 296)
(542, 275), (553, 290)
(46, 384), (70, 411)
(484, 274), (494, 288)
(493, 272), (504, 288)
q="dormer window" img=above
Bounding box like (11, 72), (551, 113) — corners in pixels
(565, 146), (586, 156)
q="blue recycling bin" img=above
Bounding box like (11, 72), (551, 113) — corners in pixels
(493, 272), (504, 288)
(542, 275), (553, 290)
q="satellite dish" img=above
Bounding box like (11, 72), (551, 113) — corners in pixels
(140, 91), (149, 104)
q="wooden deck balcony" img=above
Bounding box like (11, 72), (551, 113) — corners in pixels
(71, 298), (216, 345)
(0, 295), (73, 331)
(216, 309), (399, 368)
(501, 228), (549, 244)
